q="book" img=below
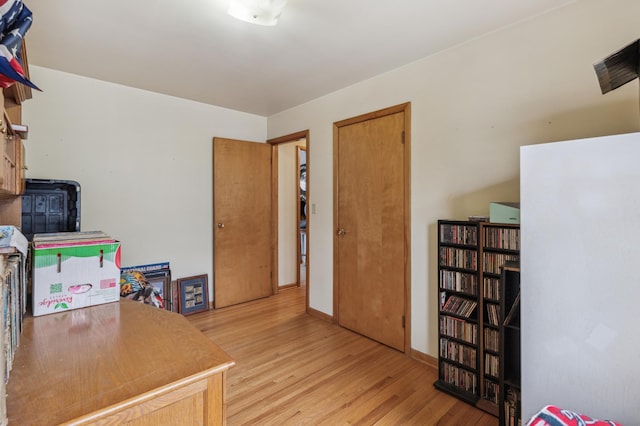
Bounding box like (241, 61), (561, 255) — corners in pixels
(0, 226), (28, 255)
(33, 230), (109, 241)
(33, 231), (115, 248)
(442, 295), (477, 318)
(120, 262), (170, 274)
(33, 239), (115, 249)
(10, 123), (28, 139)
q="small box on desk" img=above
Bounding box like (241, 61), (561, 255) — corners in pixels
(489, 202), (520, 224)
(32, 232), (121, 317)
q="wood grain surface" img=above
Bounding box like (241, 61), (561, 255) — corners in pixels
(7, 299), (234, 425)
(190, 285), (497, 425)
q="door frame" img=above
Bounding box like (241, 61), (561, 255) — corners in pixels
(268, 130), (311, 312)
(332, 102), (411, 353)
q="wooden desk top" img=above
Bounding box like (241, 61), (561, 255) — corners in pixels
(6, 299), (234, 425)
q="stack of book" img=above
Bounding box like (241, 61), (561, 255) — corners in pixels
(0, 227), (28, 424)
(32, 231), (116, 248)
(441, 295), (477, 318)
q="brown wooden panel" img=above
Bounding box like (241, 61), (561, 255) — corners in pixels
(335, 110), (406, 351)
(6, 299), (234, 425)
(213, 137), (272, 308)
(105, 381), (206, 425)
(204, 373), (225, 425)
(126, 395), (203, 426)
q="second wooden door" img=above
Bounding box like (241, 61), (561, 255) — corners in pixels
(334, 105), (409, 352)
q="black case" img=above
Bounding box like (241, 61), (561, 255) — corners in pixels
(21, 179), (81, 240)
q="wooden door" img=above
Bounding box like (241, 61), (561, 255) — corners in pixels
(334, 105), (409, 352)
(213, 137), (273, 308)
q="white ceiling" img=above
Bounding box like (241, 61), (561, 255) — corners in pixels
(24, 0), (577, 116)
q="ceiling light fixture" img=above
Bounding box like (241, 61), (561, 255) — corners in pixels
(228, 0), (287, 26)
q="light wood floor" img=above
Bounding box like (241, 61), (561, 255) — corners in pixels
(189, 285), (497, 426)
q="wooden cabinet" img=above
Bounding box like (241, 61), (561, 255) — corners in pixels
(0, 96), (21, 196)
(6, 299), (235, 425)
(0, 116), (26, 226)
(0, 39), (32, 225)
(434, 220), (519, 417)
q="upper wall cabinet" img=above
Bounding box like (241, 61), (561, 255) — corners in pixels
(0, 40), (32, 225)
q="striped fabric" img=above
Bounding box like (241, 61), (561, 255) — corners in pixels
(526, 405), (621, 426)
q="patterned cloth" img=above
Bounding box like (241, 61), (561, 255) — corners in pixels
(526, 405), (622, 426)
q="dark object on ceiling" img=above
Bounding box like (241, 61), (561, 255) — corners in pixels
(593, 39), (639, 95)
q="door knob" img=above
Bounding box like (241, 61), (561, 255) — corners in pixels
(217, 223), (225, 228)
(337, 228), (346, 236)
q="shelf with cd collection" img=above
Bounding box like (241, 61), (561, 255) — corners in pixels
(478, 223), (519, 416)
(434, 220), (480, 404)
(434, 220), (520, 417)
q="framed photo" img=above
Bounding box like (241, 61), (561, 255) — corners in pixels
(178, 274), (209, 315)
(144, 269), (172, 311)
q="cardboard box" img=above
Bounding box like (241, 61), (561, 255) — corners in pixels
(32, 236), (121, 316)
(490, 202), (520, 224)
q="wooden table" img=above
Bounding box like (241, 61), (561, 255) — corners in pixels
(6, 299), (234, 425)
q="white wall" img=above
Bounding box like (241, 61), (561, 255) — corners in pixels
(267, 0), (640, 356)
(521, 132), (640, 424)
(277, 140), (306, 287)
(22, 66), (266, 296)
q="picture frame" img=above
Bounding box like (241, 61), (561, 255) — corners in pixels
(177, 274), (209, 315)
(144, 269), (172, 311)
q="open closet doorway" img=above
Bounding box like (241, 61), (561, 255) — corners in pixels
(269, 131), (311, 309)
(298, 146), (307, 285)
